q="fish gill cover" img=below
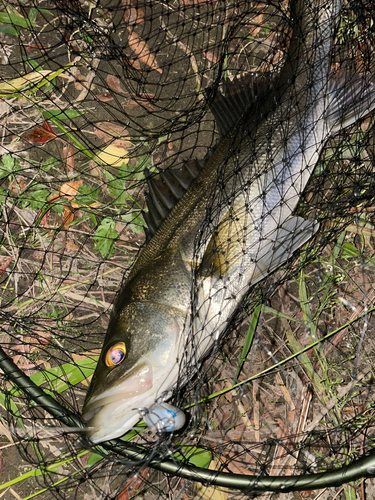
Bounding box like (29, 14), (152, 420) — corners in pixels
(0, 0), (375, 498)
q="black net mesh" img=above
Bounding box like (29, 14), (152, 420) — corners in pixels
(1, 0), (375, 498)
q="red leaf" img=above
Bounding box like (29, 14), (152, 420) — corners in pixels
(23, 121), (56, 144)
(117, 468), (150, 500)
(0, 256), (13, 277)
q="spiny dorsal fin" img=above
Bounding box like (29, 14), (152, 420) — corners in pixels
(144, 159), (205, 242)
(208, 72), (277, 137)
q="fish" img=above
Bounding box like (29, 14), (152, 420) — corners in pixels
(82, 0), (375, 443)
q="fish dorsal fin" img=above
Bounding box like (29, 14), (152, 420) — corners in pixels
(143, 159), (204, 242)
(208, 72), (277, 137)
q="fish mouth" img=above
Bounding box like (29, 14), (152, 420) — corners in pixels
(81, 360), (154, 443)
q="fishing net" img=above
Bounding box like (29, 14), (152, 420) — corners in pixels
(1, 0), (375, 498)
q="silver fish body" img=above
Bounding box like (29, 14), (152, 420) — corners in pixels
(82, 0), (375, 443)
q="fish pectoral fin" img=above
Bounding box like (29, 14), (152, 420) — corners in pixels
(250, 216), (320, 286)
(327, 72), (375, 134)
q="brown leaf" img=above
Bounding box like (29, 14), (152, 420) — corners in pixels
(248, 13), (264, 37)
(0, 256), (13, 277)
(9, 177), (26, 194)
(66, 240), (80, 252)
(107, 75), (127, 94)
(23, 121), (56, 144)
(63, 145), (75, 172)
(117, 468), (150, 500)
(125, 98), (139, 110)
(39, 209), (51, 228)
(95, 92), (114, 102)
(127, 29), (162, 74)
(60, 180), (83, 200)
(128, 57), (142, 72)
(62, 206), (74, 228)
(203, 50), (219, 64)
(94, 122), (129, 141)
(123, 6), (144, 25)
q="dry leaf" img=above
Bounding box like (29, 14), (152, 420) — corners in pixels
(107, 74), (126, 94)
(66, 240), (80, 252)
(249, 13), (264, 37)
(196, 459), (228, 500)
(125, 98), (138, 110)
(0, 70), (54, 93)
(123, 6), (144, 26)
(97, 141), (130, 166)
(117, 468), (150, 500)
(39, 210), (51, 228)
(95, 92), (114, 102)
(94, 122), (129, 141)
(128, 57), (142, 71)
(60, 180), (83, 200)
(23, 120), (56, 144)
(127, 29), (162, 74)
(203, 50), (219, 63)
(62, 206), (74, 228)
(9, 177), (26, 194)
(0, 256), (13, 278)
(63, 145), (75, 172)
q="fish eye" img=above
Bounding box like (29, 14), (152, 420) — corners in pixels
(105, 342), (126, 367)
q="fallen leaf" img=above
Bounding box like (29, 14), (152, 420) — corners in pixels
(196, 459), (228, 500)
(128, 57), (142, 71)
(95, 92), (114, 102)
(117, 468), (150, 500)
(97, 141), (130, 166)
(125, 98), (138, 109)
(9, 177), (26, 194)
(0, 256), (13, 277)
(11, 355), (43, 371)
(60, 180), (83, 200)
(23, 120), (56, 144)
(66, 239), (80, 252)
(0, 70), (54, 93)
(203, 50), (219, 63)
(39, 209), (50, 228)
(25, 43), (47, 54)
(248, 13), (264, 37)
(127, 29), (162, 74)
(30, 331), (51, 347)
(94, 122), (129, 141)
(62, 206), (74, 228)
(107, 75), (127, 94)
(123, 6), (144, 26)
(63, 145), (75, 172)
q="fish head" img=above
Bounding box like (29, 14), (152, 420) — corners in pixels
(82, 300), (183, 443)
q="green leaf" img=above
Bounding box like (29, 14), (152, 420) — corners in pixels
(0, 25), (18, 36)
(235, 303), (262, 380)
(342, 242), (360, 259)
(122, 211), (145, 234)
(42, 109), (83, 120)
(0, 12), (31, 29)
(21, 187), (50, 210)
(28, 357), (97, 394)
(87, 452), (103, 466)
(76, 183), (99, 206)
(28, 7), (38, 23)
(174, 446), (212, 468)
(24, 57), (44, 71)
(94, 218), (118, 258)
(41, 156), (59, 172)
(1, 153), (18, 173)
